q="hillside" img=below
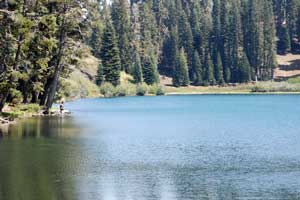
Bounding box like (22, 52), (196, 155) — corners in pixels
(69, 52), (300, 97)
(62, 53), (100, 100)
(275, 54), (300, 80)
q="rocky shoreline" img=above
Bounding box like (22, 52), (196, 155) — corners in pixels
(0, 117), (15, 125)
(0, 109), (71, 127)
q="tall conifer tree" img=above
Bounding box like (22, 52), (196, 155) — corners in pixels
(111, 0), (131, 72)
(173, 48), (190, 87)
(192, 50), (203, 86)
(100, 19), (121, 86)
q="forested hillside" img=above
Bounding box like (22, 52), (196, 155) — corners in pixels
(1, 0), (300, 112)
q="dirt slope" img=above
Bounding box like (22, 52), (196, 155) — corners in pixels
(275, 54), (300, 80)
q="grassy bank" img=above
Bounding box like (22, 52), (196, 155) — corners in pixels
(165, 81), (300, 95)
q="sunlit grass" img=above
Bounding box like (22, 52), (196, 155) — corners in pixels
(165, 81), (300, 94)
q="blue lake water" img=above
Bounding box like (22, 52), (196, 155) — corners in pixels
(1, 95), (300, 200)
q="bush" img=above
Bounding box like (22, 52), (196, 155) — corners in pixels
(9, 104), (40, 116)
(100, 82), (116, 97)
(148, 84), (165, 96)
(136, 83), (148, 96)
(287, 77), (300, 84)
(251, 82), (300, 93)
(115, 82), (137, 97)
(22, 104), (40, 113)
(251, 85), (267, 93)
(99, 82), (165, 97)
(156, 86), (166, 96)
(124, 82), (137, 96)
(115, 85), (127, 97)
(1, 112), (19, 120)
(10, 89), (23, 105)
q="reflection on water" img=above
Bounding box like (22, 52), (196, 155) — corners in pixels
(0, 117), (83, 200)
(1, 95), (300, 200)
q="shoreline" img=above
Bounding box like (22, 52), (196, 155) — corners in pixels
(0, 107), (71, 127)
(163, 80), (300, 95)
(165, 91), (300, 95)
(1, 91), (300, 127)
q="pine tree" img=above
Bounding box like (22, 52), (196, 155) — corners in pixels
(161, 26), (178, 74)
(111, 0), (131, 72)
(152, 0), (167, 50)
(90, 24), (103, 59)
(129, 2), (141, 66)
(220, 0), (231, 83)
(238, 52), (251, 82)
(96, 62), (104, 85)
(286, 0), (299, 51)
(204, 52), (216, 86)
(262, 0), (277, 79)
(245, 0), (262, 80)
(88, 1), (103, 58)
(143, 52), (159, 85)
(100, 19), (121, 86)
(190, 1), (201, 51)
(212, 0), (221, 61)
(173, 48), (190, 87)
(139, 2), (160, 84)
(297, 7), (300, 42)
(244, 0), (276, 81)
(177, 6), (194, 67)
(132, 53), (143, 83)
(228, 0), (244, 83)
(278, 25), (291, 54)
(0, 1), (36, 109)
(214, 52), (225, 84)
(192, 50), (203, 86)
(198, 3), (212, 73)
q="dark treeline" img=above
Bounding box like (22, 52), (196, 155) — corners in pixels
(1, 0), (300, 112)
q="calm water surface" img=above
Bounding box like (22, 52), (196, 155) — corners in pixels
(1, 95), (300, 200)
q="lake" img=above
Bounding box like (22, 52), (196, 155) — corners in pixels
(1, 95), (300, 200)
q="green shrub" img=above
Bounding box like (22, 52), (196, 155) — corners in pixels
(99, 82), (165, 97)
(115, 85), (127, 97)
(100, 82), (116, 97)
(124, 82), (137, 96)
(287, 77), (300, 84)
(251, 82), (300, 93)
(148, 84), (165, 96)
(156, 86), (165, 96)
(1, 112), (19, 120)
(22, 104), (40, 113)
(115, 82), (137, 97)
(136, 83), (148, 96)
(10, 89), (23, 105)
(251, 85), (267, 93)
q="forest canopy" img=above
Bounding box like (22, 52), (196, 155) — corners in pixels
(1, 0), (300, 112)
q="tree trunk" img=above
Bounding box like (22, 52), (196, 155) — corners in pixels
(40, 79), (51, 106)
(44, 8), (67, 113)
(45, 69), (62, 112)
(23, 92), (29, 104)
(31, 91), (39, 104)
(21, 81), (29, 104)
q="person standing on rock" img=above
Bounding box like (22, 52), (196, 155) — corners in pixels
(60, 101), (64, 114)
